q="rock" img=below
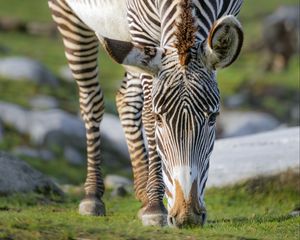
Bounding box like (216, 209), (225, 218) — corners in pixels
(64, 146), (85, 166)
(111, 185), (128, 198)
(0, 57), (58, 86)
(0, 102), (130, 167)
(218, 111), (281, 138)
(225, 93), (247, 109)
(0, 102), (28, 134)
(0, 45), (10, 54)
(0, 151), (63, 196)
(0, 122), (3, 141)
(290, 210), (300, 217)
(29, 96), (59, 110)
(59, 65), (74, 82)
(263, 5), (300, 72)
(101, 114), (130, 160)
(290, 104), (300, 125)
(13, 147), (54, 162)
(0, 102), (86, 148)
(208, 127), (300, 187)
(104, 175), (132, 190)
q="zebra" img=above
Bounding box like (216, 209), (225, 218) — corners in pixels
(48, 0), (244, 227)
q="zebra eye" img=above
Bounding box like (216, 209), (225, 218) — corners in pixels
(208, 112), (219, 125)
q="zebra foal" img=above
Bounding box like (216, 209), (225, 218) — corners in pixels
(48, 0), (244, 227)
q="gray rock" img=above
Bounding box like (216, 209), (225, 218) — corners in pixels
(0, 102), (130, 167)
(101, 114), (130, 160)
(59, 65), (74, 82)
(263, 6), (300, 71)
(29, 96), (59, 110)
(218, 111), (281, 138)
(290, 210), (300, 217)
(0, 151), (62, 196)
(64, 146), (85, 166)
(0, 57), (58, 86)
(0, 45), (10, 54)
(0, 102), (86, 147)
(208, 127), (300, 187)
(111, 185), (128, 198)
(225, 93), (247, 109)
(39, 149), (55, 161)
(290, 104), (300, 124)
(0, 102), (28, 134)
(104, 175), (132, 190)
(13, 147), (54, 162)
(0, 122), (3, 141)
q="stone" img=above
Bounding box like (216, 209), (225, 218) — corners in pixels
(13, 147), (54, 162)
(101, 114), (130, 160)
(64, 146), (85, 166)
(0, 102), (130, 167)
(0, 122), (3, 141)
(0, 102), (28, 134)
(0, 45), (10, 54)
(208, 127), (300, 187)
(0, 151), (63, 196)
(104, 175), (132, 190)
(218, 111), (281, 138)
(59, 65), (74, 82)
(290, 210), (300, 217)
(29, 96), (59, 110)
(0, 57), (58, 86)
(0, 102), (85, 147)
(111, 185), (128, 198)
(290, 104), (300, 125)
(225, 93), (247, 109)
(263, 6), (300, 71)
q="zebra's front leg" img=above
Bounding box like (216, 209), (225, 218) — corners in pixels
(116, 72), (149, 214)
(140, 74), (167, 226)
(49, 0), (105, 216)
(78, 82), (105, 216)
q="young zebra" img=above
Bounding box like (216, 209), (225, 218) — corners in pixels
(48, 0), (244, 227)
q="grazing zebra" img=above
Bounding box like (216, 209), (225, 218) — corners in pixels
(48, 0), (243, 227)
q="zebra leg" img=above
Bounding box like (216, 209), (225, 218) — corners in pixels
(140, 74), (167, 226)
(49, 0), (105, 216)
(116, 72), (149, 212)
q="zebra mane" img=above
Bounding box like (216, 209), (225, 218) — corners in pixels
(175, 0), (197, 66)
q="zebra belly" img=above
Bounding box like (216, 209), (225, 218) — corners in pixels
(66, 0), (131, 41)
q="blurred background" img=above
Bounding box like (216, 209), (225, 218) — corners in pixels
(0, 0), (299, 186)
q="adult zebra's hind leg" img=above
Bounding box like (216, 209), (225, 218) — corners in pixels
(49, 0), (105, 216)
(116, 72), (149, 212)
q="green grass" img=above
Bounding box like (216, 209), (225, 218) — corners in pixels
(0, 170), (299, 240)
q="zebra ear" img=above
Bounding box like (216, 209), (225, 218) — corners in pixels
(204, 15), (243, 69)
(100, 37), (164, 74)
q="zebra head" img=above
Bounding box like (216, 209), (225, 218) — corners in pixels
(154, 15), (243, 227)
(104, 13), (243, 228)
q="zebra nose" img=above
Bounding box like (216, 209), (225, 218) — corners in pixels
(167, 212), (207, 228)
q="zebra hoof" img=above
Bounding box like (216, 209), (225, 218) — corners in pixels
(137, 206), (147, 220)
(141, 201), (167, 227)
(79, 197), (106, 216)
